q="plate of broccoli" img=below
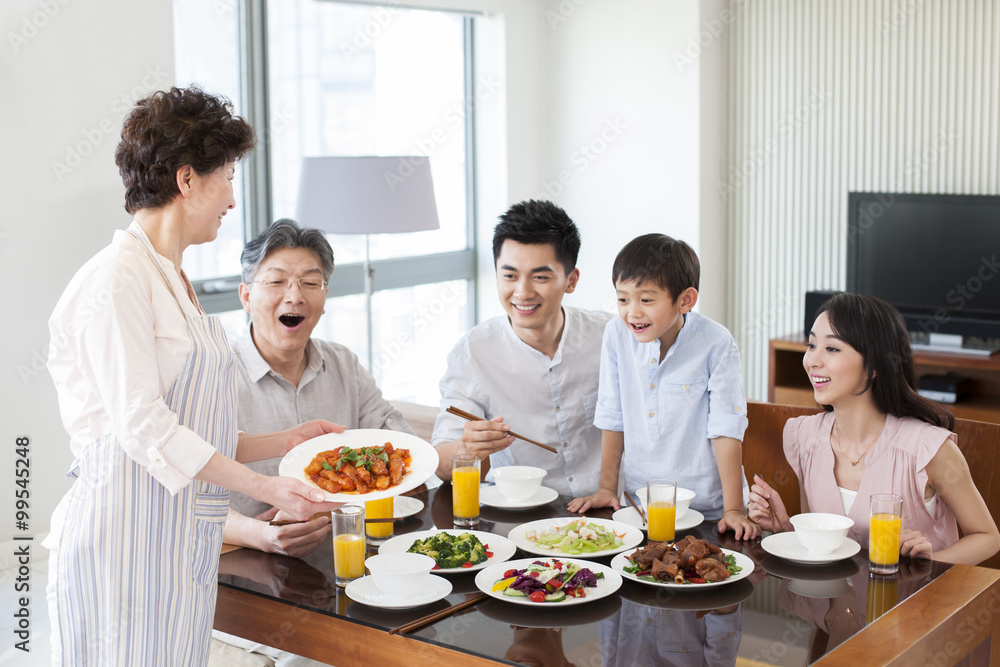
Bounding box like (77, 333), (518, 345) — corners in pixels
(378, 529), (517, 573)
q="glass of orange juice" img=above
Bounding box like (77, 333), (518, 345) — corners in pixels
(365, 497), (394, 545)
(646, 479), (677, 542)
(869, 493), (903, 575)
(332, 506), (366, 587)
(452, 454), (481, 526)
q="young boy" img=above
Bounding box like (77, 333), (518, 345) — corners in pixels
(568, 234), (759, 540)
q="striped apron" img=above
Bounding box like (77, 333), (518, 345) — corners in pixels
(50, 226), (237, 666)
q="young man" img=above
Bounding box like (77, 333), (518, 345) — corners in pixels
(432, 200), (612, 497)
(223, 219), (414, 557)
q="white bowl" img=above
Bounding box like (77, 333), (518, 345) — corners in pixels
(365, 553), (436, 598)
(492, 466), (547, 501)
(789, 513), (854, 555)
(635, 486), (697, 520)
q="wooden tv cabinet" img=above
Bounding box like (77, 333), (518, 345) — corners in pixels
(768, 334), (1000, 424)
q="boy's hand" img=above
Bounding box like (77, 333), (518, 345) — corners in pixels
(717, 509), (761, 541)
(567, 488), (620, 513)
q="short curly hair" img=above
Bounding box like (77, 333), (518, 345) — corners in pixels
(114, 86), (256, 214)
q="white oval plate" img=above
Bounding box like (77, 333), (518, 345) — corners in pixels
(345, 573), (451, 609)
(474, 557), (622, 606)
(507, 517), (644, 559)
(377, 529), (517, 574)
(278, 429), (438, 502)
(760, 532), (861, 565)
(610, 548), (755, 589)
(611, 507), (706, 532)
(480, 485), (560, 510)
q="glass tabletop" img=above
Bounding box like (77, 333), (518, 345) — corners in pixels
(217, 483), (953, 666)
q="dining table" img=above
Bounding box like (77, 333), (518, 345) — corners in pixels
(214, 481), (1000, 666)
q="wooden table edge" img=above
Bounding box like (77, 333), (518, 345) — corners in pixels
(213, 585), (501, 667)
(816, 563), (1000, 666)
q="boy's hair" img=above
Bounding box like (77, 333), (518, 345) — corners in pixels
(612, 233), (700, 301)
(492, 200), (581, 275)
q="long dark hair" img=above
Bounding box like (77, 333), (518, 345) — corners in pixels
(815, 293), (954, 429)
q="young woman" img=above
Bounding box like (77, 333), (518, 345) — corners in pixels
(749, 293), (999, 564)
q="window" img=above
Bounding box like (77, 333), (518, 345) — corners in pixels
(174, 1), (478, 403)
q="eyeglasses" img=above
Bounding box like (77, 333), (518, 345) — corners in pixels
(252, 277), (328, 294)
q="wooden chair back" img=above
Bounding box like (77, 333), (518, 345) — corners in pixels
(743, 401), (1000, 569)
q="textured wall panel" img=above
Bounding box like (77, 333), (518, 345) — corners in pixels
(727, 0), (1000, 399)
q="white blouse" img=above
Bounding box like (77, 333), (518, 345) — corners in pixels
(47, 223), (217, 495)
(838, 486), (938, 517)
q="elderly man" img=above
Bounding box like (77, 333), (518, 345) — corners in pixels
(222, 219), (413, 557)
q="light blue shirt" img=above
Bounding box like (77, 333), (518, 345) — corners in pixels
(594, 311), (749, 519)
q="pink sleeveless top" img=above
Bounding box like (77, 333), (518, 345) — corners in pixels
(783, 412), (960, 551)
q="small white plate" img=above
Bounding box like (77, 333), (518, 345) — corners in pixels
(480, 485), (559, 510)
(760, 531), (861, 565)
(610, 548), (755, 589)
(377, 529), (517, 574)
(278, 429), (437, 502)
(341, 494), (425, 518)
(345, 574), (452, 609)
(508, 517), (644, 558)
(393, 495), (425, 518)
(611, 507), (706, 533)
(474, 557), (622, 606)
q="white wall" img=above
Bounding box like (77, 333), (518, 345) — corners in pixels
(0, 0), (175, 566)
(473, 0), (730, 323)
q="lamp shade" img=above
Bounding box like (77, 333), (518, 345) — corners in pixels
(295, 156), (441, 235)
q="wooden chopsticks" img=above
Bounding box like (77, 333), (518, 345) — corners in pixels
(268, 511), (332, 527)
(446, 406), (558, 454)
(624, 490), (646, 524)
(268, 513), (402, 527)
(388, 593), (488, 635)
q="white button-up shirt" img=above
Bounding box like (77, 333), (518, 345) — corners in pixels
(47, 224), (217, 495)
(432, 307), (612, 497)
(594, 311), (749, 519)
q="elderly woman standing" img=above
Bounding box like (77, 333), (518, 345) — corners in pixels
(45, 88), (339, 665)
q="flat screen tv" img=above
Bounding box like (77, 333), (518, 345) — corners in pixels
(846, 192), (1000, 349)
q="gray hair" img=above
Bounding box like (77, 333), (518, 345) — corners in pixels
(240, 218), (335, 284)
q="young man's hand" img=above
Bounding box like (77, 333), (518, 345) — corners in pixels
(567, 488), (620, 513)
(460, 417), (515, 458)
(717, 510), (761, 540)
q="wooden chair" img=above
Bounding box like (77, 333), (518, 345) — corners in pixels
(743, 401), (1000, 569)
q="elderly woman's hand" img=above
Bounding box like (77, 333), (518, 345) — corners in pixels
(261, 476), (342, 521)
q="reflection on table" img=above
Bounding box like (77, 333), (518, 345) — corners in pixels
(216, 483), (1000, 667)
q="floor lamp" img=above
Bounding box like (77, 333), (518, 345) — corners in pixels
(296, 156), (441, 371)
